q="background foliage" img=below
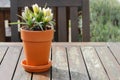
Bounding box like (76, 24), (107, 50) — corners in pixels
(79, 0), (120, 41)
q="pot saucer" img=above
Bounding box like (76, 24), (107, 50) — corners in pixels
(21, 60), (52, 72)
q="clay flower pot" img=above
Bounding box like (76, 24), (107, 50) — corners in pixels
(21, 29), (54, 72)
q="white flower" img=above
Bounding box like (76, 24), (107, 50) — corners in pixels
(43, 7), (52, 17)
(39, 7), (42, 12)
(32, 4), (39, 13)
(22, 12), (26, 19)
(24, 6), (29, 14)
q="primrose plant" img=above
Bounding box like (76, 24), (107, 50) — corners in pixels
(11, 4), (55, 31)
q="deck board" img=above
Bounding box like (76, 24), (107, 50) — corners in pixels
(52, 45), (70, 80)
(67, 46), (89, 80)
(96, 46), (120, 80)
(107, 43), (120, 65)
(0, 46), (8, 64)
(13, 50), (32, 80)
(81, 47), (109, 80)
(0, 42), (120, 80)
(0, 46), (22, 80)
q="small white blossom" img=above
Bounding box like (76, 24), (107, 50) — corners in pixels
(32, 4), (39, 13)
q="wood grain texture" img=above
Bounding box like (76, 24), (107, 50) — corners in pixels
(52, 45), (70, 80)
(33, 72), (50, 80)
(107, 43), (120, 65)
(67, 46), (89, 80)
(96, 47), (120, 80)
(81, 47), (109, 80)
(0, 46), (8, 64)
(13, 50), (32, 80)
(0, 46), (22, 80)
(0, 43), (120, 80)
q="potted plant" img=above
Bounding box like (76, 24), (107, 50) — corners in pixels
(10, 4), (55, 72)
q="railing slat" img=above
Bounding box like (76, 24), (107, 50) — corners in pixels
(10, 0), (20, 42)
(0, 10), (5, 41)
(70, 7), (79, 42)
(82, 0), (90, 42)
(58, 7), (67, 42)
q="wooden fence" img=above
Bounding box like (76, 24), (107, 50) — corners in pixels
(0, 0), (90, 42)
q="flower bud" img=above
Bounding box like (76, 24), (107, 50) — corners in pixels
(32, 4), (39, 13)
(24, 6), (29, 14)
(22, 12), (26, 19)
(43, 8), (47, 16)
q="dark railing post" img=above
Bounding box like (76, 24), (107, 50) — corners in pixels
(70, 7), (79, 42)
(82, 0), (90, 42)
(10, 0), (20, 42)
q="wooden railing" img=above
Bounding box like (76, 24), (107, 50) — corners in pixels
(0, 0), (90, 42)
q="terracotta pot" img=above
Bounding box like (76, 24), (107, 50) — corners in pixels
(20, 29), (54, 72)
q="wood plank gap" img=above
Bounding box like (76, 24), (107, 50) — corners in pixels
(0, 47), (9, 65)
(67, 46), (89, 80)
(94, 47), (110, 80)
(81, 46), (109, 80)
(0, 46), (22, 80)
(31, 73), (33, 80)
(52, 45), (70, 80)
(11, 47), (23, 80)
(50, 48), (52, 80)
(80, 47), (91, 80)
(107, 46), (120, 66)
(65, 47), (71, 80)
(13, 49), (32, 80)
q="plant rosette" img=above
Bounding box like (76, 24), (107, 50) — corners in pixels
(10, 4), (55, 72)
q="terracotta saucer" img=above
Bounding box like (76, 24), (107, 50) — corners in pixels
(21, 60), (52, 72)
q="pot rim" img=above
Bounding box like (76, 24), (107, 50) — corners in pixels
(20, 28), (55, 33)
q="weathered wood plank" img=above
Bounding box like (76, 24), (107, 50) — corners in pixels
(58, 7), (67, 42)
(0, 46), (22, 80)
(70, 7), (79, 42)
(96, 47), (120, 80)
(0, 46), (8, 64)
(81, 47), (109, 80)
(13, 50), (32, 80)
(33, 72), (50, 80)
(52, 42), (107, 46)
(107, 43), (120, 65)
(67, 46), (89, 80)
(52, 45), (70, 80)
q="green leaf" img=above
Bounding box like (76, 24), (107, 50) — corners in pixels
(16, 14), (27, 22)
(9, 22), (27, 25)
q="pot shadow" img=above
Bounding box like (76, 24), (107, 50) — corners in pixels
(51, 67), (89, 80)
(33, 67), (89, 80)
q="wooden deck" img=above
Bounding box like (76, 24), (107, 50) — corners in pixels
(0, 42), (120, 80)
